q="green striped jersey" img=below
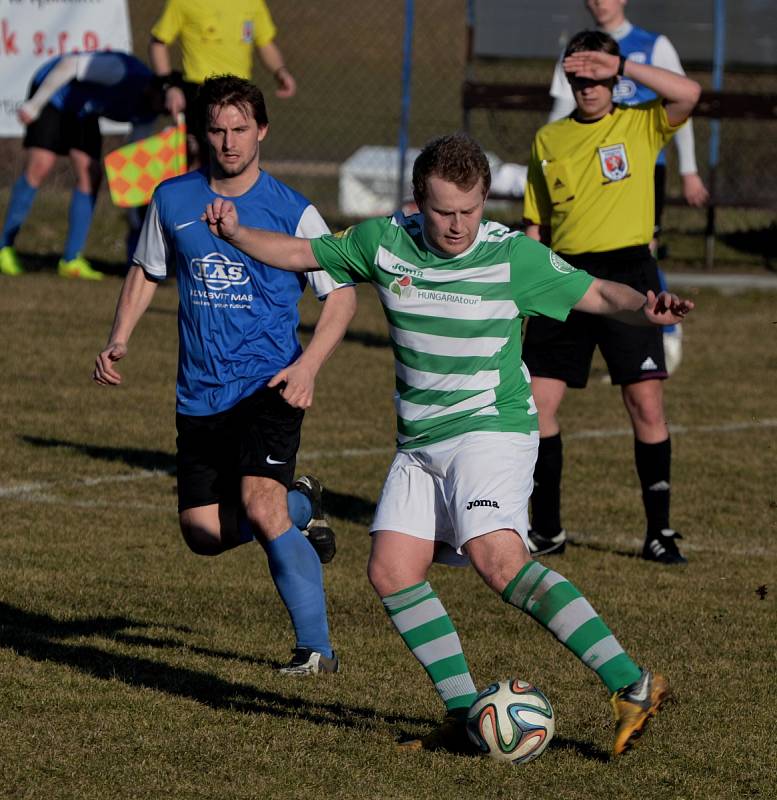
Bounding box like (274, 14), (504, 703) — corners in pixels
(311, 213), (593, 449)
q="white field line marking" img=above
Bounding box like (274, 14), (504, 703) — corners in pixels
(0, 469), (172, 499)
(9, 493), (169, 511)
(1, 418), (775, 501)
(301, 417), (777, 459)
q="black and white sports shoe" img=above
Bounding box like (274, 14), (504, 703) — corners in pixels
(293, 475), (336, 564)
(642, 529), (687, 565)
(278, 647), (339, 676)
(527, 528), (567, 556)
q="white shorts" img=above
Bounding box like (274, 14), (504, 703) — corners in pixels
(371, 430), (539, 565)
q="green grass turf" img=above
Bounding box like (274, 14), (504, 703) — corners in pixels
(0, 272), (774, 799)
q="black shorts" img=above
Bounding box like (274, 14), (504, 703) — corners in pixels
(176, 385), (304, 512)
(23, 102), (102, 159)
(522, 246), (667, 388)
(654, 163), (666, 235)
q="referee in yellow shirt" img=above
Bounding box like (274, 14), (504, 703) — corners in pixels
(522, 30), (701, 565)
(148, 0), (296, 165)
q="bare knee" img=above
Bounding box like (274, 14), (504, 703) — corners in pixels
(367, 552), (416, 597)
(180, 519), (225, 556)
(622, 381), (667, 440)
(24, 154), (56, 187)
(242, 477), (290, 542)
(367, 532), (433, 597)
(466, 529), (531, 594)
(179, 505), (231, 556)
(531, 377), (567, 438)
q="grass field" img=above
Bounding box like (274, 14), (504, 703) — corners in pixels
(1, 271), (775, 800)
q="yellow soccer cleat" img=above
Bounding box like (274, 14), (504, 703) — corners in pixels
(58, 255), (104, 281)
(611, 670), (671, 756)
(0, 245), (24, 276)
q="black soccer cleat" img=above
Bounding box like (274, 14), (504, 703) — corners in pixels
(397, 710), (474, 754)
(293, 475), (337, 564)
(278, 647), (339, 676)
(527, 528), (567, 556)
(642, 529), (687, 565)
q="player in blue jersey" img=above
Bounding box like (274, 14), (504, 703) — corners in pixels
(548, 0), (707, 375)
(0, 52), (166, 280)
(93, 75), (357, 676)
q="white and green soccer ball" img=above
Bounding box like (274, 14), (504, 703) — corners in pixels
(466, 678), (555, 764)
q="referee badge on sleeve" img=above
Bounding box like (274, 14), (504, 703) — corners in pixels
(598, 143), (630, 183)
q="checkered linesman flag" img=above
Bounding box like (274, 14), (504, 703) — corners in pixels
(104, 117), (187, 208)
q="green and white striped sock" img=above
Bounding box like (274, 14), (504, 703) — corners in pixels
(502, 562), (641, 693)
(382, 581), (477, 713)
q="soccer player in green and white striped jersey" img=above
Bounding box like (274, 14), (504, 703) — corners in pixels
(202, 132), (694, 757)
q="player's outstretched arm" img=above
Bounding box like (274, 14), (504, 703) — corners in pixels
(202, 198), (319, 272)
(269, 285), (357, 409)
(18, 55), (80, 124)
(575, 278), (694, 327)
(93, 265), (160, 386)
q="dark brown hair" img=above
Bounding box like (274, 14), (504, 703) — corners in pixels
(412, 132), (491, 203)
(197, 74), (269, 128)
(564, 29), (620, 59)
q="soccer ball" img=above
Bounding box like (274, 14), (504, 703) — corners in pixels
(466, 678), (555, 764)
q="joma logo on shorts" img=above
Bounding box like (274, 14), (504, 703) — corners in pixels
(466, 499), (500, 510)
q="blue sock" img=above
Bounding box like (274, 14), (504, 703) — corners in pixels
(1, 175), (38, 247)
(63, 189), (97, 260)
(265, 526), (332, 657)
(287, 489), (313, 530)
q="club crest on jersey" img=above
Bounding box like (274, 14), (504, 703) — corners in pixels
(613, 79), (638, 101)
(389, 275), (414, 299)
(191, 252), (251, 291)
(549, 251), (575, 274)
(598, 143), (629, 182)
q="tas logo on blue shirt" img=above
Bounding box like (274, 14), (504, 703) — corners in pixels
(191, 252), (250, 291)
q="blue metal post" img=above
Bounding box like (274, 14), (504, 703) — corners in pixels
(397, 0), (415, 210)
(706, 0), (726, 269)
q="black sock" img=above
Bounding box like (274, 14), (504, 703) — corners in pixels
(531, 433), (563, 535)
(634, 438), (671, 535)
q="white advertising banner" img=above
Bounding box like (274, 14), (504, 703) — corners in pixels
(0, 0), (132, 137)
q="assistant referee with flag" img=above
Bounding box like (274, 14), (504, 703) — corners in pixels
(0, 51), (166, 279)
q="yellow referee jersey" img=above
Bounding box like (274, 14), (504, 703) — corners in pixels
(152, 0), (277, 84)
(523, 101), (683, 254)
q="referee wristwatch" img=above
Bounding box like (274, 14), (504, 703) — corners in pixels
(617, 55), (627, 77)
